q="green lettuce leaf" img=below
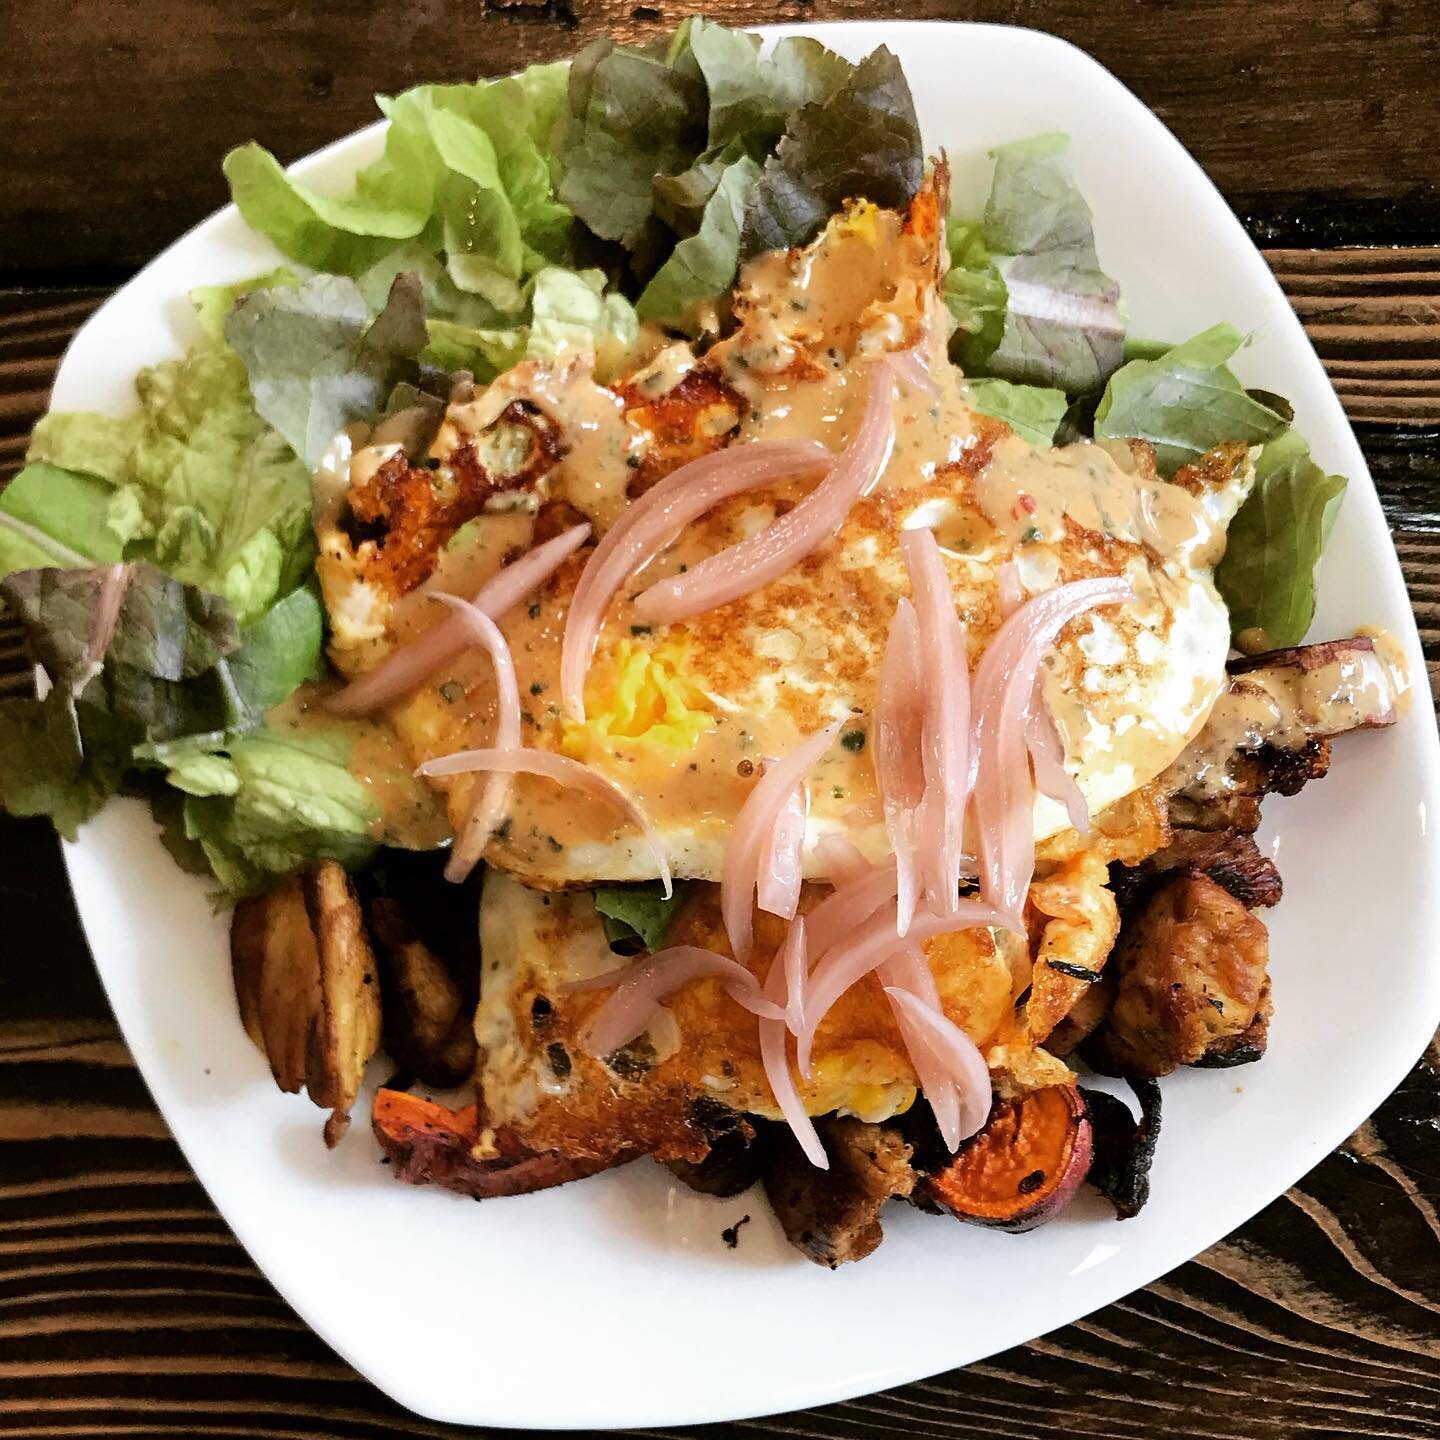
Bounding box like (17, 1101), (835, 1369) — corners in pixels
(215, 582), (326, 729)
(224, 271), (427, 467)
(1093, 323), (1290, 474)
(593, 880), (692, 953)
(426, 267), (642, 382)
(0, 464), (127, 576)
(637, 155), (762, 333)
(224, 68), (574, 305)
(144, 727), (380, 897)
(556, 38), (708, 251)
(944, 219), (1008, 375)
(0, 563), (243, 837)
(1215, 429), (1347, 648)
(0, 696), (133, 838)
(223, 127), (441, 276)
(690, 22), (850, 151)
(739, 46), (922, 260)
(966, 378), (1069, 448)
(190, 269), (300, 342)
(27, 319), (314, 625)
(962, 134), (1124, 394)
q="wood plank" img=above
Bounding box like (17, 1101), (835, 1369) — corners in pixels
(5, 0), (1440, 280)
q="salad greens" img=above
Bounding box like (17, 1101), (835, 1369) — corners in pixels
(26, 303), (314, 625)
(224, 272), (429, 468)
(593, 881), (693, 953)
(0, 17), (1352, 891)
(1093, 323), (1290, 474)
(1216, 430), (1348, 647)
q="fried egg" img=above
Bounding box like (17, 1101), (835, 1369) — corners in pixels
(312, 171), (1250, 893)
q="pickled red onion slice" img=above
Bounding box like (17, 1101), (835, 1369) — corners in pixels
(804, 861), (900, 958)
(875, 597), (926, 936)
(877, 945), (962, 1151)
(999, 562), (1089, 834)
(578, 947), (781, 1056)
(417, 747), (672, 898)
(888, 346), (939, 397)
(900, 528), (971, 917)
(328, 524), (591, 716)
(426, 595), (523, 882)
(796, 897), (1007, 1077)
(635, 364), (894, 624)
(883, 987), (992, 1142)
(970, 577), (1133, 922)
(761, 924), (828, 1169)
(559, 439), (830, 721)
(756, 784), (807, 921)
(780, 914), (808, 1037)
(1028, 699), (1090, 834)
(721, 720), (843, 962)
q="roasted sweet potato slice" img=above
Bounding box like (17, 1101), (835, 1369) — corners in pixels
(231, 861), (382, 1146)
(761, 1117), (915, 1267)
(923, 1084), (1093, 1232)
(366, 896), (477, 1088)
(372, 1089), (628, 1198)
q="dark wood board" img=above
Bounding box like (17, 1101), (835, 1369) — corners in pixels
(4, 2), (1440, 1433)
(5, 0), (1440, 279)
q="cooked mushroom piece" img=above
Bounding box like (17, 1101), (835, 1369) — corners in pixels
(230, 861), (382, 1146)
(1086, 873), (1271, 1078)
(761, 1117), (915, 1268)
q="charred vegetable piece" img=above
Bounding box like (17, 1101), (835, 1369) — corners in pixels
(762, 1117), (916, 1267)
(666, 1103), (760, 1197)
(1087, 873), (1271, 1078)
(372, 1089), (629, 1199)
(366, 896), (478, 1088)
(1109, 825), (1282, 915)
(231, 861), (381, 1146)
(1081, 1078), (1162, 1219)
(923, 1084), (1092, 1232)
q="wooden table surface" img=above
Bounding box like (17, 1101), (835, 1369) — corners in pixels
(3, 2), (1440, 1436)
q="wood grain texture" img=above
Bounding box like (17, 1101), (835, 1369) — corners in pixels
(5, 0), (1440, 280)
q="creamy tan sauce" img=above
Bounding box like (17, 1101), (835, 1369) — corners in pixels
(1167, 637), (1406, 800)
(439, 355), (637, 531)
(267, 682), (451, 850)
(975, 434), (1220, 565)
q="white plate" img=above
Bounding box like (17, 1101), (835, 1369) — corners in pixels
(51, 19), (1440, 1430)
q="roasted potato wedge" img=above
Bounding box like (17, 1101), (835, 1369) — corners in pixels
(231, 861), (382, 1146)
(366, 896), (477, 1088)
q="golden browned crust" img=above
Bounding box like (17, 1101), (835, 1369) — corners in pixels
(1088, 874), (1271, 1078)
(372, 1089), (632, 1198)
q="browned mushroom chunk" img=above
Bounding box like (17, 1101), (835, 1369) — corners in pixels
(1085, 874), (1271, 1079)
(761, 1118), (916, 1267)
